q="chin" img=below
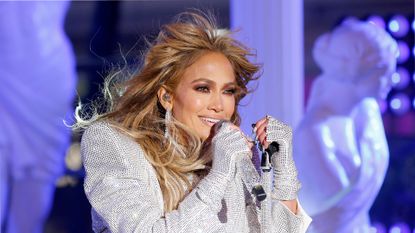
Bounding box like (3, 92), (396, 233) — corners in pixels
(199, 129), (211, 141)
(201, 132), (210, 141)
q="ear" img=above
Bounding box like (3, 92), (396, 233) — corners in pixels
(157, 86), (173, 111)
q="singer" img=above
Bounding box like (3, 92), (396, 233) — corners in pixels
(75, 11), (311, 232)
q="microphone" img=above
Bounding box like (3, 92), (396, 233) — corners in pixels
(238, 154), (267, 202)
(206, 121), (267, 202)
(240, 132), (279, 202)
(260, 141), (280, 171)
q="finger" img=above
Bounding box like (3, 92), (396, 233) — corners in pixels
(262, 141), (270, 149)
(256, 121), (267, 136)
(257, 132), (266, 145)
(253, 117), (267, 132)
(220, 121), (241, 134)
(232, 125), (243, 132)
(256, 117), (268, 126)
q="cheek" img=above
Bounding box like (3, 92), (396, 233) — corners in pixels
(186, 97), (206, 115)
(174, 93), (207, 122)
(224, 97), (236, 119)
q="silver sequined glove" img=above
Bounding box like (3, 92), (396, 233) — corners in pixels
(266, 116), (301, 201)
(197, 121), (252, 210)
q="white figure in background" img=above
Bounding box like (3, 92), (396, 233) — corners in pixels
(0, 1), (76, 233)
(294, 19), (398, 233)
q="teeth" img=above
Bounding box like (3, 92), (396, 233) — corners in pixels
(201, 117), (220, 124)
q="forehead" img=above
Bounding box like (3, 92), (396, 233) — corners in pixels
(180, 52), (236, 85)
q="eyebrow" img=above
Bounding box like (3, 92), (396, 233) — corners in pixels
(190, 78), (237, 86)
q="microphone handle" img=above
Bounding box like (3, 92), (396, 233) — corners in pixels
(238, 155), (267, 202)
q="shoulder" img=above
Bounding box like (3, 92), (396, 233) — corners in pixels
(82, 120), (121, 140)
(82, 121), (135, 148)
(81, 121), (147, 163)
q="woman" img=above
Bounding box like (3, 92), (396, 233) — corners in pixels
(76, 12), (311, 232)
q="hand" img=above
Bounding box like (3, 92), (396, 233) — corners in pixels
(207, 121), (252, 179)
(252, 116), (270, 149)
(253, 116), (300, 200)
(196, 121), (253, 211)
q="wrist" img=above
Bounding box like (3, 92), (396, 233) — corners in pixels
(196, 171), (229, 211)
(272, 175), (301, 200)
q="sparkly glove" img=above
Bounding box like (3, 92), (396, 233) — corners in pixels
(197, 121), (252, 210)
(266, 116), (301, 201)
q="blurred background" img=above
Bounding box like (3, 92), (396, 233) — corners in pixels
(0, 0), (412, 232)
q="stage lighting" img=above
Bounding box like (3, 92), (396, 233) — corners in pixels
(412, 18), (415, 32)
(367, 15), (386, 29)
(65, 142), (82, 172)
(391, 67), (410, 90)
(388, 15), (410, 38)
(389, 222), (411, 233)
(371, 222), (387, 233)
(390, 93), (411, 115)
(397, 41), (410, 63)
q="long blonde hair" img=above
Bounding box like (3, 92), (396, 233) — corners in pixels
(75, 11), (260, 212)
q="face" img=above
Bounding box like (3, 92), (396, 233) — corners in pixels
(172, 52), (237, 140)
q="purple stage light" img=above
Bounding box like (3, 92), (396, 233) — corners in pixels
(390, 93), (411, 115)
(388, 15), (410, 38)
(397, 41), (410, 63)
(391, 67), (410, 90)
(371, 222), (387, 233)
(368, 15), (386, 29)
(412, 19), (415, 32)
(389, 222), (411, 233)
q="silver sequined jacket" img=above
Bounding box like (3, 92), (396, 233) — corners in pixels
(81, 121), (312, 232)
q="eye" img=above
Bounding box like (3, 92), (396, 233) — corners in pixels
(195, 86), (210, 93)
(223, 88), (236, 95)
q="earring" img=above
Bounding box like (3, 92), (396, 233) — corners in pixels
(164, 109), (172, 139)
(163, 109), (186, 157)
(163, 93), (171, 101)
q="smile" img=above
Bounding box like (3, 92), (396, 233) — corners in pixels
(199, 117), (221, 126)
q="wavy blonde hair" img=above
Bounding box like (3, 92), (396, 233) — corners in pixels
(75, 11), (260, 212)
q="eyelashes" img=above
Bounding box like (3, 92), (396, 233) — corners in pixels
(194, 85), (237, 95)
(224, 88), (237, 95)
(195, 86), (210, 93)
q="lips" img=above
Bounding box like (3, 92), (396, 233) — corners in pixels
(199, 116), (221, 126)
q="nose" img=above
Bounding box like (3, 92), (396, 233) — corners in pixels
(208, 93), (224, 112)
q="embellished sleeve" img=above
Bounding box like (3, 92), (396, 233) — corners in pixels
(270, 200), (312, 233)
(81, 122), (225, 233)
(257, 169), (312, 232)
